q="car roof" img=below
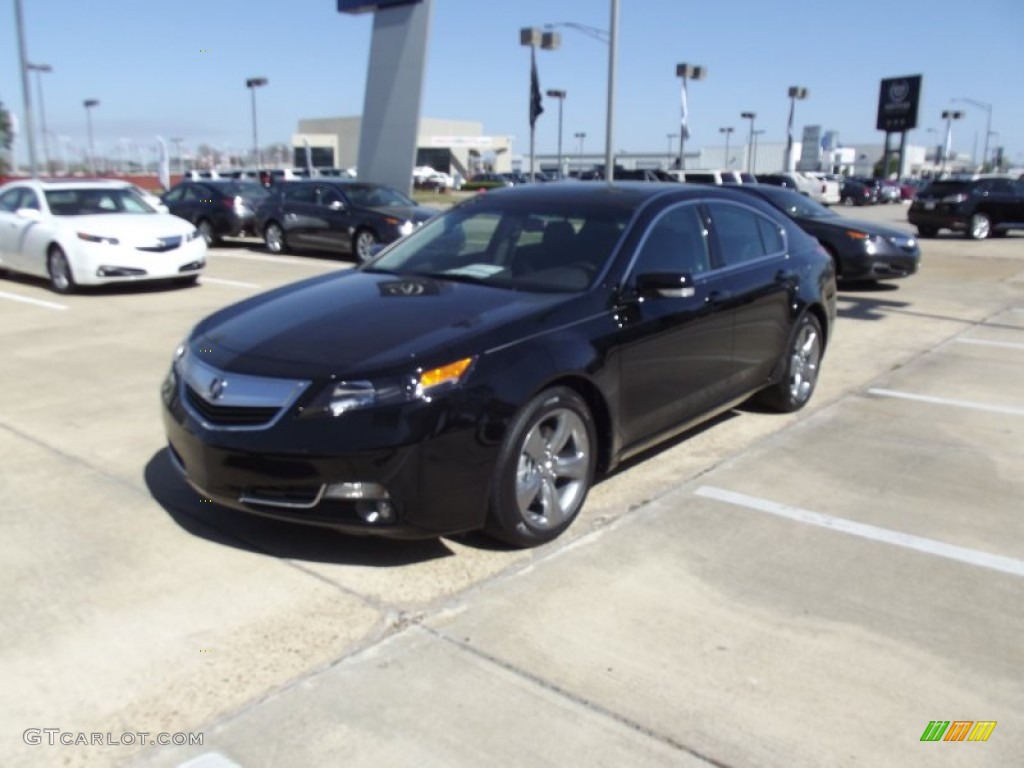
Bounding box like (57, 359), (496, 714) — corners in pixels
(3, 178), (134, 191)
(474, 180), (774, 212)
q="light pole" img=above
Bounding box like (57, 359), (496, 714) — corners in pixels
(941, 109), (964, 174)
(14, 0), (39, 177)
(546, 89), (566, 178)
(675, 63), (707, 170)
(574, 131), (586, 174)
(171, 137), (184, 174)
(719, 126), (735, 169)
(666, 133), (677, 166)
(83, 99), (100, 175)
(953, 97), (992, 171)
(752, 129), (765, 174)
(741, 111), (756, 173)
(246, 77), (268, 169)
(27, 63), (53, 174)
(785, 86), (809, 171)
(520, 28), (560, 182)
(988, 131), (1000, 170)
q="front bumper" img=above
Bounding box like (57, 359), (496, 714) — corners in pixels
(70, 237), (207, 285)
(160, 365), (498, 539)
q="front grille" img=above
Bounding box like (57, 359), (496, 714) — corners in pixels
(137, 236), (183, 253)
(185, 384), (280, 427)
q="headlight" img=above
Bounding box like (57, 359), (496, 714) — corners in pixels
(303, 356), (475, 418)
(77, 232), (120, 245)
(396, 220), (415, 236)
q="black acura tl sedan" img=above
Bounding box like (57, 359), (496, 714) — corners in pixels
(161, 183), (837, 547)
(730, 184), (920, 282)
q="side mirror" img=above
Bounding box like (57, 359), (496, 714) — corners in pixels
(329, 200), (345, 211)
(15, 208), (42, 221)
(635, 272), (696, 299)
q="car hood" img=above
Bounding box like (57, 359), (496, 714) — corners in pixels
(195, 270), (573, 378)
(367, 205), (439, 224)
(803, 215), (916, 240)
(59, 213), (196, 239)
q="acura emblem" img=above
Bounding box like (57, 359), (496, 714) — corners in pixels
(207, 377), (227, 400)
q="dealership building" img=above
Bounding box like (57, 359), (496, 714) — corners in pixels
(292, 117), (513, 177)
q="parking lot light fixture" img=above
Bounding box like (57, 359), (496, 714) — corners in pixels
(785, 86), (808, 171)
(246, 77), (268, 169)
(741, 112), (756, 172)
(520, 28), (560, 182)
(546, 89), (567, 178)
(719, 126), (735, 169)
(940, 109), (964, 174)
(752, 129), (765, 173)
(675, 63), (706, 170)
(953, 97), (992, 172)
(83, 99), (100, 175)
(574, 131), (586, 173)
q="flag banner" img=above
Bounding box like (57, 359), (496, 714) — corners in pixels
(156, 136), (170, 190)
(680, 82), (690, 140)
(303, 137), (313, 174)
(530, 47), (544, 128)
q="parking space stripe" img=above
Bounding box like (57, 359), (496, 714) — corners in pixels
(200, 277), (262, 289)
(955, 338), (1024, 351)
(867, 388), (1024, 416)
(695, 486), (1024, 578)
(176, 753), (244, 768)
(0, 291), (68, 311)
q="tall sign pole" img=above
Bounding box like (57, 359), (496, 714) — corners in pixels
(876, 75), (922, 179)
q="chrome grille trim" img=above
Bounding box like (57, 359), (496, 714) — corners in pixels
(239, 485), (326, 510)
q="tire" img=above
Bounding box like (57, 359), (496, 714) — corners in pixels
(264, 221), (289, 254)
(485, 386), (597, 547)
(916, 227), (938, 238)
(352, 228), (378, 262)
(967, 213), (991, 240)
(841, 196), (853, 207)
(47, 246), (76, 294)
(197, 218), (219, 247)
(756, 313), (824, 413)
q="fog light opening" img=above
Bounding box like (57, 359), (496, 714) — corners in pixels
(355, 500), (395, 524)
(323, 481), (389, 501)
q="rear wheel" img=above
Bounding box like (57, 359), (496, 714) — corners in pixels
(757, 313), (824, 413)
(485, 387), (596, 547)
(968, 213), (991, 240)
(197, 218), (219, 247)
(264, 222), (289, 254)
(47, 246), (76, 294)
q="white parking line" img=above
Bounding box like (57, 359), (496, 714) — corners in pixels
(955, 338), (1024, 351)
(867, 388), (1024, 417)
(210, 251), (341, 267)
(177, 753), (244, 768)
(695, 486), (1024, 578)
(0, 291), (68, 311)
(200, 277), (262, 289)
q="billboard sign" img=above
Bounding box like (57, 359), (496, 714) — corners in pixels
(337, 0), (422, 13)
(876, 75), (922, 132)
(797, 125), (822, 171)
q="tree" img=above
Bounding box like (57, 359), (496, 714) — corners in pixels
(0, 101), (13, 175)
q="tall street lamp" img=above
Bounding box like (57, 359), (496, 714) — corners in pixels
(785, 86), (809, 171)
(171, 137), (185, 174)
(574, 131), (586, 173)
(941, 109), (964, 174)
(740, 111), (756, 172)
(83, 99), (100, 175)
(520, 28), (560, 181)
(546, 88), (567, 178)
(675, 63), (707, 170)
(953, 97), (992, 171)
(666, 133), (677, 166)
(752, 129), (765, 174)
(27, 63), (53, 174)
(719, 126), (735, 169)
(246, 77), (268, 169)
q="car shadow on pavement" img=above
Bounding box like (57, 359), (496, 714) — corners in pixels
(143, 449), (454, 566)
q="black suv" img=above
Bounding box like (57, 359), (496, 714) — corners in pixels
(909, 176), (1024, 239)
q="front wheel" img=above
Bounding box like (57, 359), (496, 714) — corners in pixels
(264, 222), (289, 254)
(757, 313), (824, 413)
(197, 219), (219, 247)
(485, 387), (597, 547)
(47, 247), (76, 294)
(352, 228), (378, 262)
(968, 213), (991, 240)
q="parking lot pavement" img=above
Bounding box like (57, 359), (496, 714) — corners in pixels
(3, 222), (1023, 767)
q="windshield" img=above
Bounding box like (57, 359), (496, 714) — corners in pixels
(229, 181), (270, 199)
(756, 186), (835, 219)
(343, 184), (415, 208)
(366, 198), (633, 293)
(44, 187), (156, 215)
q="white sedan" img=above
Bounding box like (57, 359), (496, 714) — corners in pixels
(0, 179), (206, 293)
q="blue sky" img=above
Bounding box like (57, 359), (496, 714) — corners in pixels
(3, 0), (1022, 166)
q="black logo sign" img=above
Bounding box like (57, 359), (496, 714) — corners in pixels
(876, 75), (922, 132)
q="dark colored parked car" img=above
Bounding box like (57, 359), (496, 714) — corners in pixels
(732, 184), (920, 281)
(462, 173), (514, 191)
(161, 180), (270, 245)
(839, 179), (876, 206)
(161, 183), (836, 547)
(908, 176), (1024, 239)
(256, 180), (439, 261)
